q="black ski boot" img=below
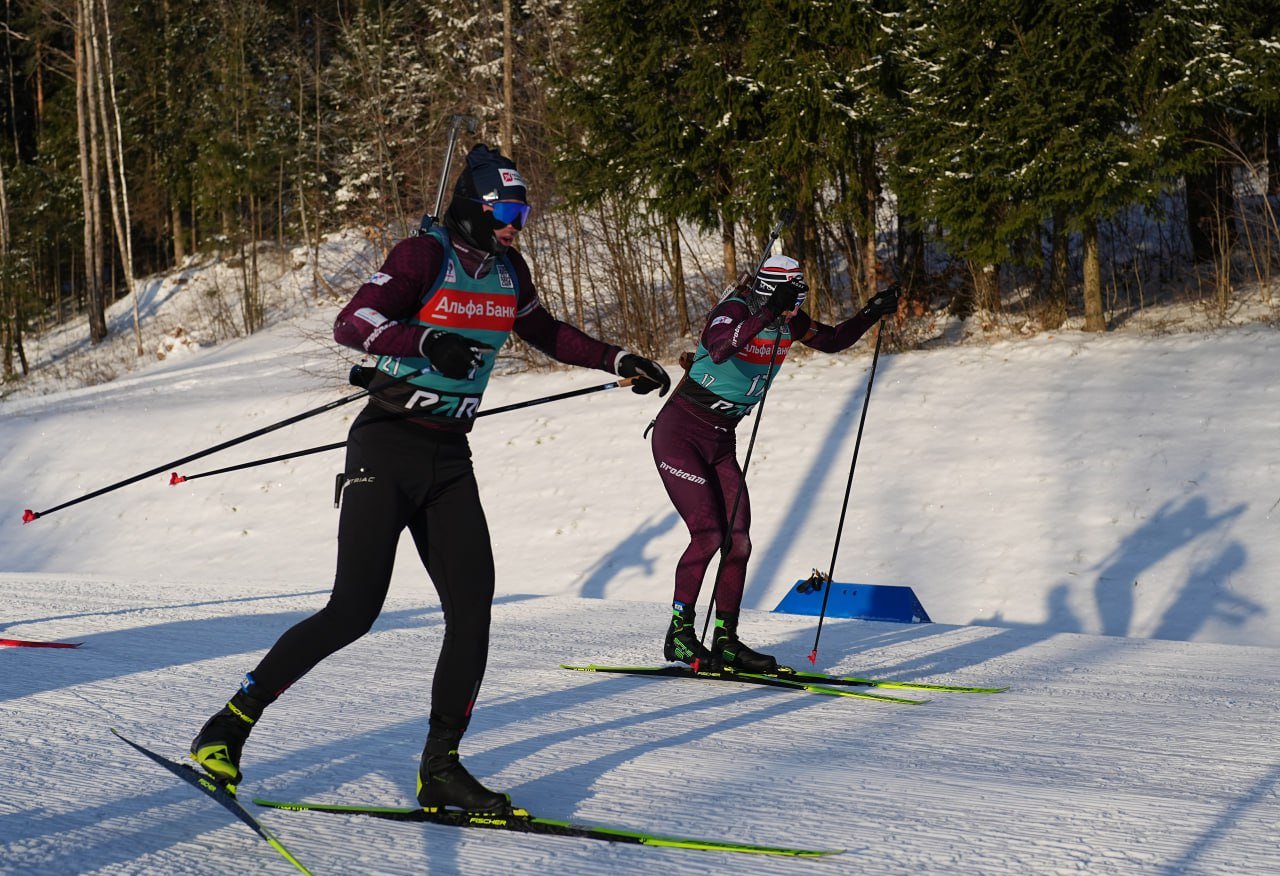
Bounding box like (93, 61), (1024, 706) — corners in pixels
(190, 686), (270, 790)
(712, 614), (778, 673)
(417, 734), (511, 813)
(663, 602), (717, 671)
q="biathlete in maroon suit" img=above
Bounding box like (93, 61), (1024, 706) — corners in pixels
(650, 254), (900, 672)
(190, 145), (670, 814)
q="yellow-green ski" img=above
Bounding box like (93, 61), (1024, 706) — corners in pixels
(561, 663), (930, 703)
(253, 797), (842, 857)
(111, 729), (312, 874)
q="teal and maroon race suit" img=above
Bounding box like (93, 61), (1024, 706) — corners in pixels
(650, 293), (880, 615)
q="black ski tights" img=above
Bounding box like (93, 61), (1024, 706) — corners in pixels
(250, 406), (495, 734)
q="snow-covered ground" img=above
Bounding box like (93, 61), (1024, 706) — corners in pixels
(2, 245), (1279, 874)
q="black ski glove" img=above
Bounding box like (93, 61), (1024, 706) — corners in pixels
(420, 329), (492, 380)
(861, 283), (901, 321)
(617, 353), (671, 396)
(765, 276), (808, 317)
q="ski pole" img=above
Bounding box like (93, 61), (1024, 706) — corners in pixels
(20, 367), (426, 524)
(170, 376), (638, 484)
(807, 324), (885, 665)
(417, 114), (477, 235)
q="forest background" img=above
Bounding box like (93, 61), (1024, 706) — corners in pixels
(1, 0), (1278, 387)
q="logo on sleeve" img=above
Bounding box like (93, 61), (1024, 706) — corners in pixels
(368, 272), (393, 286)
(353, 307), (388, 327)
(737, 336), (792, 364)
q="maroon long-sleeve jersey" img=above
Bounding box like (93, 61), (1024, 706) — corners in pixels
(333, 232), (623, 431)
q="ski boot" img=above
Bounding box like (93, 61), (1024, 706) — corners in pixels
(663, 602), (717, 671)
(712, 613), (778, 673)
(190, 684), (270, 791)
(417, 734), (511, 813)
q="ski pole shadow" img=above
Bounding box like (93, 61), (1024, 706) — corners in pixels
(743, 356), (892, 609)
(0, 587), (332, 630)
(1157, 761), (1280, 876)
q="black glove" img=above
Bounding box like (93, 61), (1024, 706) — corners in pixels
(617, 353), (671, 396)
(765, 277), (808, 316)
(862, 283), (901, 320)
(348, 364), (375, 388)
(420, 329), (492, 380)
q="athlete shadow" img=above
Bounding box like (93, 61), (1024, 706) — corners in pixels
(250, 669), (865, 863)
(804, 488), (1262, 683)
(1151, 541), (1260, 640)
(478, 679), (850, 814)
(1092, 495), (1247, 638)
(575, 511), (679, 599)
(840, 537), (1262, 687)
(0, 594), (537, 703)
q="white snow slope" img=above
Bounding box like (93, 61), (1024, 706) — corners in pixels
(2, 281), (1279, 874)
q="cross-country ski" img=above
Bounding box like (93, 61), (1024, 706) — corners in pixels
(561, 662), (1008, 694)
(111, 729), (312, 875)
(253, 797), (842, 857)
(0, 637), (82, 648)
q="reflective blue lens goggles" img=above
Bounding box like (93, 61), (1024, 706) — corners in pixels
(472, 199), (531, 230)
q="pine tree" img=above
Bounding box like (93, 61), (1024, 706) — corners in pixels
(554, 0), (762, 285)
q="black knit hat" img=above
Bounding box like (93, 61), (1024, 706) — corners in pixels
(445, 145), (527, 253)
(454, 144), (527, 203)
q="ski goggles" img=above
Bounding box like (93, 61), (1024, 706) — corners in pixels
(472, 199), (531, 230)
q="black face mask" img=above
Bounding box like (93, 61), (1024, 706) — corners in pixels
(444, 198), (505, 254)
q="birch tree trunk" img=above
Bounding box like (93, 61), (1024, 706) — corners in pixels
(858, 139), (880, 303)
(76, 0), (108, 343)
(1, 145), (12, 378)
(88, 0), (140, 355)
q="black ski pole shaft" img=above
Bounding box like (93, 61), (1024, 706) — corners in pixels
(432, 115), (477, 222)
(807, 324), (885, 665)
(170, 441), (347, 484)
(22, 369), (423, 524)
(478, 376), (634, 418)
(171, 377), (638, 483)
